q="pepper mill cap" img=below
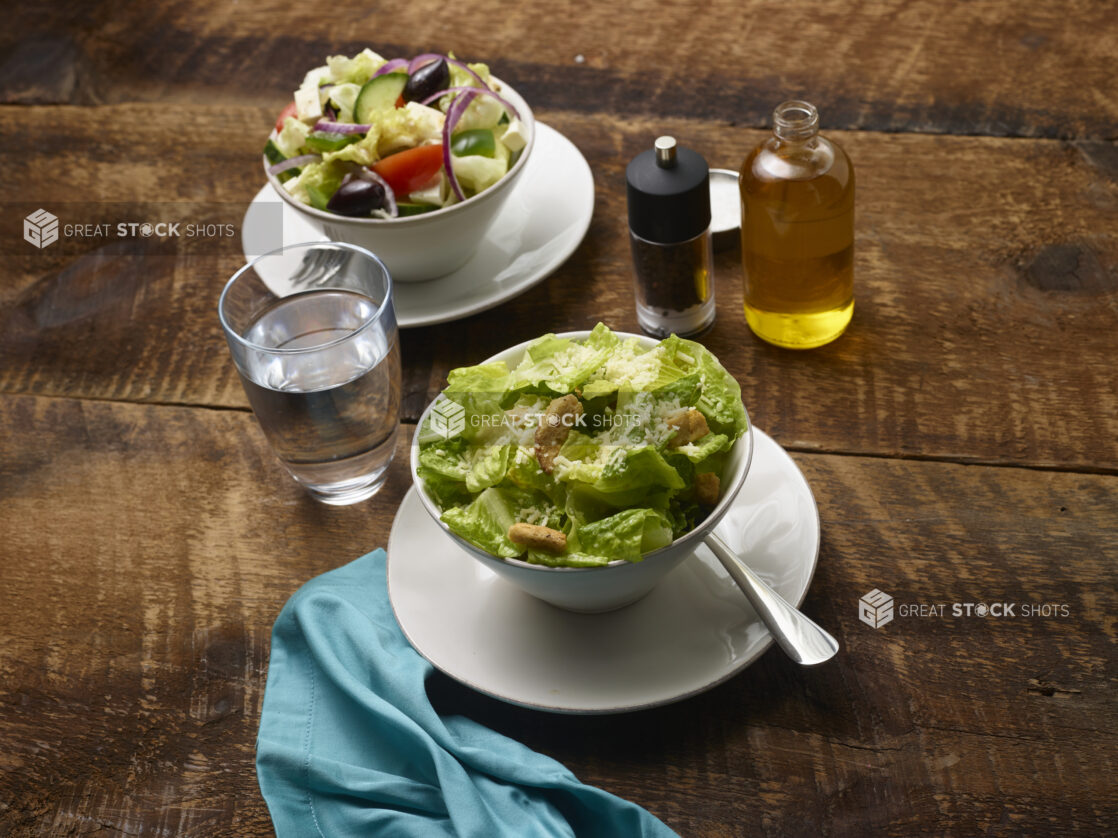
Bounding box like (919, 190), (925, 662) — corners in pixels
(627, 136), (711, 244)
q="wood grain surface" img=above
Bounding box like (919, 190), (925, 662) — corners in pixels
(2, 108), (1116, 471)
(1, 0), (1116, 139)
(0, 394), (1113, 836)
(1, 0), (1116, 835)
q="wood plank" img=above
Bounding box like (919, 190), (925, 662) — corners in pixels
(0, 393), (1114, 835)
(1, 1), (1116, 139)
(2, 107), (1117, 470)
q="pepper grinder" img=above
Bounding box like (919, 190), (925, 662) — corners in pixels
(626, 136), (715, 338)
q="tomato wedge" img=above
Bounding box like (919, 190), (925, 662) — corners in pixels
(371, 144), (444, 196)
(274, 101), (298, 133)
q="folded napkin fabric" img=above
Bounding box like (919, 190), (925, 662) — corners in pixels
(256, 549), (679, 837)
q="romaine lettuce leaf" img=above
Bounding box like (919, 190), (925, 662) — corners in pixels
(417, 323), (749, 567)
(440, 487), (523, 559)
(417, 465), (472, 510)
(590, 445), (685, 504)
(465, 444), (514, 493)
(661, 336), (748, 436)
(506, 323), (620, 397)
(670, 432), (730, 463)
(575, 508), (673, 562)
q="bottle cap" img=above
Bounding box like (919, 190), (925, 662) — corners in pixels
(626, 136), (711, 244)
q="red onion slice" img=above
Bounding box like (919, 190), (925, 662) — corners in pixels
(354, 167), (398, 217)
(267, 153), (321, 176)
(440, 91), (476, 203)
(418, 86), (520, 120)
(312, 121), (371, 134)
(372, 58), (409, 78)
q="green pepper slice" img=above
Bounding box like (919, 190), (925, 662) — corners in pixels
(451, 128), (496, 158)
(305, 131), (362, 153)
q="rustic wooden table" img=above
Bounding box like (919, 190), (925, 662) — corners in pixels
(1, 1), (1115, 835)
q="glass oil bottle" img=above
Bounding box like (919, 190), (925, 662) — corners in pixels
(739, 100), (854, 348)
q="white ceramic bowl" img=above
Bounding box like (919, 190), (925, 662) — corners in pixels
(264, 76), (535, 283)
(410, 331), (755, 613)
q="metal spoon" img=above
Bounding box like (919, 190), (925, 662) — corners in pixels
(705, 533), (839, 666)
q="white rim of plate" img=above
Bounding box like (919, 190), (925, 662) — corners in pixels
(240, 122), (594, 329)
(386, 428), (822, 714)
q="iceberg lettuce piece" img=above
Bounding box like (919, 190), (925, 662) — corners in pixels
(323, 129), (381, 166)
(323, 104), (445, 166)
(380, 103), (446, 154)
(448, 59), (493, 90)
(455, 94), (506, 132)
(275, 116), (311, 158)
(284, 159), (346, 209)
(327, 49), (386, 85)
(328, 83), (362, 124)
(450, 142), (508, 195)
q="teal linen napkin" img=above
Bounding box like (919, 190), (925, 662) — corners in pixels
(256, 549), (679, 837)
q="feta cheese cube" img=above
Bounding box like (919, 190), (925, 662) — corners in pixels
(500, 118), (528, 153)
(294, 85), (322, 121)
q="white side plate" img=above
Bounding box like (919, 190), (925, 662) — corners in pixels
(241, 122), (594, 328)
(387, 429), (822, 714)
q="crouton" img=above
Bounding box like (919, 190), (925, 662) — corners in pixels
(534, 394), (583, 473)
(508, 523), (567, 554)
(694, 472), (720, 506)
(666, 407), (710, 447)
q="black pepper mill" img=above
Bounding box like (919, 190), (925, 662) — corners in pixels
(626, 136), (715, 337)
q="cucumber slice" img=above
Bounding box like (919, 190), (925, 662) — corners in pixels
(396, 202), (439, 217)
(354, 73), (408, 123)
(264, 139), (298, 182)
(263, 139), (285, 165)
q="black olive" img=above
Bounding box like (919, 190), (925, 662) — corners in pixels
(326, 175), (387, 217)
(403, 58), (450, 104)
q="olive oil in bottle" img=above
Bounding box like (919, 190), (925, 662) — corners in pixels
(739, 100), (854, 348)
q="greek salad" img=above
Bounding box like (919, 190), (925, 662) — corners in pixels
(416, 324), (750, 567)
(264, 49), (529, 218)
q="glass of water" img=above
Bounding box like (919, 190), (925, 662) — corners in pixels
(219, 242), (401, 505)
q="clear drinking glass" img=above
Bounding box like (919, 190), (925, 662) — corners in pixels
(219, 242), (401, 505)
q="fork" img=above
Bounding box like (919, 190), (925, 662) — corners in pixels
(286, 246), (350, 290)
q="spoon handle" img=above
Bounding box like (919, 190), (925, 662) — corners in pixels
(705, 533), (839, 666)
